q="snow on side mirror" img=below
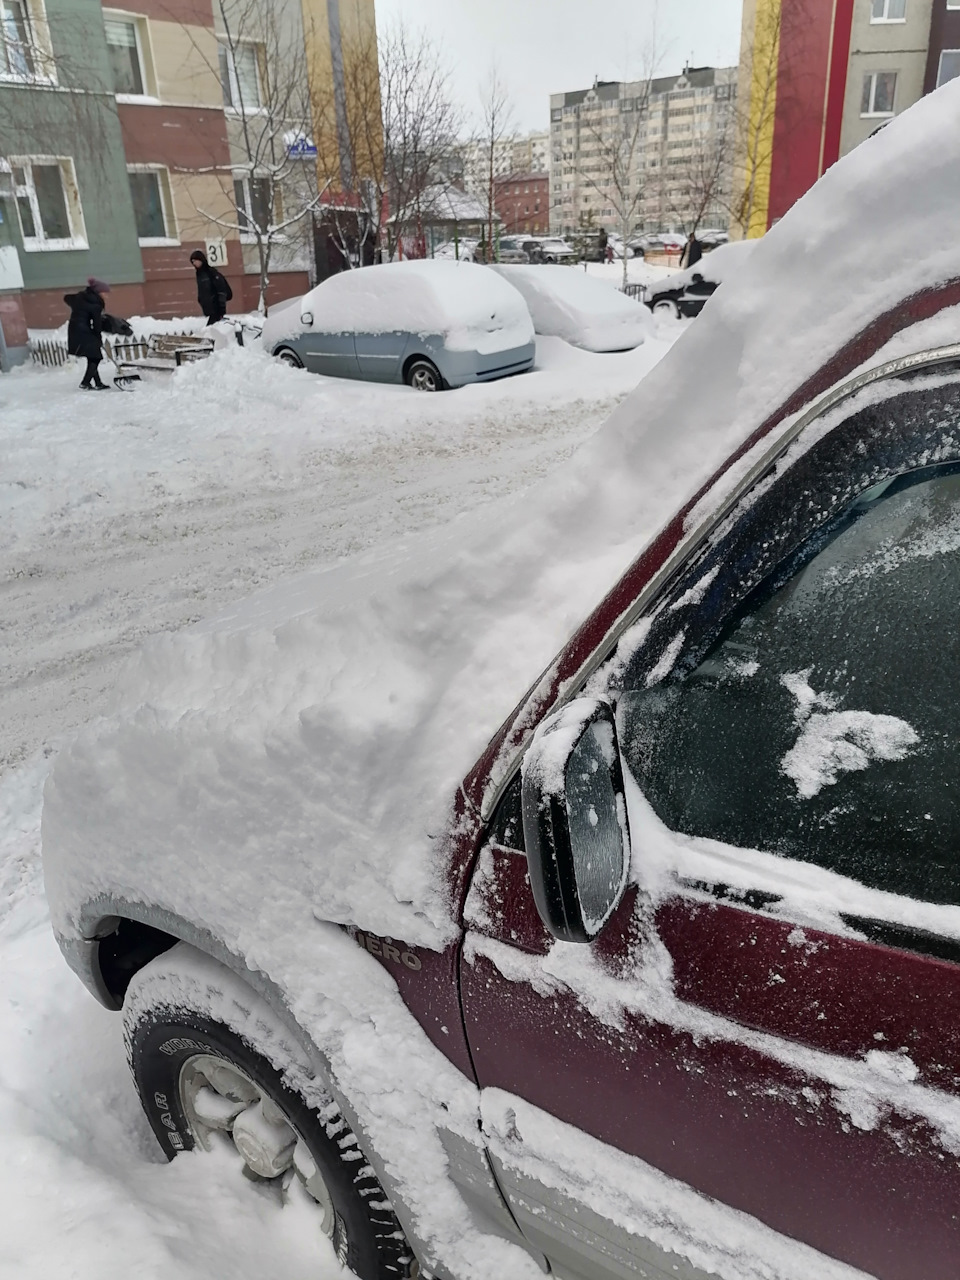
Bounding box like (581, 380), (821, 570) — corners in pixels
(521, 698), (631, 944)
(300, 311), (314, 327)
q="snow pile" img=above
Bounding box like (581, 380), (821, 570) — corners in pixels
(261, 260), (534, 355)
(651, 238), (756, 297)
(490, 264), (652, 352)
(780, 672), (919, 799)
(43, 79), (960, 954)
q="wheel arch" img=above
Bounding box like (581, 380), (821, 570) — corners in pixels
(401, 351), (443, 385)
(60, 897), (444, 1270)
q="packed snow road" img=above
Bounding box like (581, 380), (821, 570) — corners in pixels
(0, 327), (678, 1279)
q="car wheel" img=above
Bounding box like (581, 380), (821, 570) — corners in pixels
(124, 944), (416, 1280)
(276, 347), (304, 368)
(653, 299), (680, 320)
(405, 359), (442, 393)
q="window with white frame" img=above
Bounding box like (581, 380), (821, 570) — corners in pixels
(103, 12), (154, 98)
(938, 49), (960, 85)
(1, 0), (53, 79)
(871, 0), (906, 20)
(861, 70), (897, 115)
(233, 174), (273, 236)
(219, 41), (262, 110)
(127, 166), (177, 243)
(11, 157), (87, 249)
(948, 0), (960, 8)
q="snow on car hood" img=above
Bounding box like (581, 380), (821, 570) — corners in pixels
(260, 259), (534, 356)
(490, 264), (652, 352)
(43, 82), (960, 955)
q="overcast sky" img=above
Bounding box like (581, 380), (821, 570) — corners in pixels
(374, 0), (745, 133)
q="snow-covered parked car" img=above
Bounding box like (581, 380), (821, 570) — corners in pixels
(490, 262), (652, 351)
(259, 260), (535, 391)
(44, 84), (960, 1280)
(645, 238), (756, 319)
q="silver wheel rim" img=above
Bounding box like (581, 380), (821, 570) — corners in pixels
(278, 351), (299, 367)
(178, 1053), (335, 1236)
(410, 366), (438, 391)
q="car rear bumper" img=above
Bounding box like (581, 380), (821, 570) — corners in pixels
(441, 341), (536, 387)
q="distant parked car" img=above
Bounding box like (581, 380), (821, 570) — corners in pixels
(645, 240), (756, 320)
(433, 239), (479, 263)
(491, 263), (652, 352)
(535, 237), (575, 264)
(497, 238), (532, 264)
(260, 260), (535, 391)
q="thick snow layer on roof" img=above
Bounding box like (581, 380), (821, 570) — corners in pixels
(43, 82), (960, 957)
(490, 264), (652, 351)
(261, 260), (533, 355)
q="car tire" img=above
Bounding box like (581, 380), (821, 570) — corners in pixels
(276, 347), (304, 368)
(653, 299), (680, 320)
(404, 359), (443, 393)
(123, 943), (416, 1280)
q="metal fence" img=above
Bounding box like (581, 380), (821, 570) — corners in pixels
(621, 283), (647, 302)
(29, 333), (189, 369)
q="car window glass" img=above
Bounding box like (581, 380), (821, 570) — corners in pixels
(619, 464), (960, 904)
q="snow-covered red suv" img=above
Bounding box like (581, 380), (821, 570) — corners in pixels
(43, 86), (960, 1280)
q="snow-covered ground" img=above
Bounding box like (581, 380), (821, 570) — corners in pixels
(0, 324), (680, 1278)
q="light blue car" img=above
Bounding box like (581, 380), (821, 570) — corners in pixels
(260, 260), (536, 391)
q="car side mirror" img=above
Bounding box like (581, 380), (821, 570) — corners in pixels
(521, 698), (631, 944)
(300, 310), (314, 327)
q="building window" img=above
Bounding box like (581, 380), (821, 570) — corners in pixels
(127, 166), (176, 243)
(219, 41), (262, 110)
(104, 13), (153, 98)
(1, 0), (53, 80)
(938, 49), (960, 84)
(870, 0), (906, 17)
(234, 175), (273, 236)
(861, 70), (897, 115)
(10, 157), (87, 249)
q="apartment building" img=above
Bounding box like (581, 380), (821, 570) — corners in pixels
(494, 170), (548, 235)
(734, 0), (953, 238)
(0, 0), (380, 349)
(458, 130), (550, 198)
(548, 67), (738, 238)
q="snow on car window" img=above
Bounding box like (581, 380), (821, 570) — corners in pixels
(618, 464), (960, 905)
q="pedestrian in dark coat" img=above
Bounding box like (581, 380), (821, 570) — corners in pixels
(681, 232), (703, 270)
(64, 278), (110, 390)
(190, 250), (232, 325)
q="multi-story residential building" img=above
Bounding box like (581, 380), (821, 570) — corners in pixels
(0, 0), (380, 354)
(733, 0), (952, 238)
(494, 170), (549, 235)
(924, 0), (960, 91)
(548, 67), (737, 239)
(458, 130), (551, 198)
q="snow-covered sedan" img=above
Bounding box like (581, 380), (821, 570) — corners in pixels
(259, 260), (535, 391)
(490, 263), (652, 352)
(43, 84), (960, 1280)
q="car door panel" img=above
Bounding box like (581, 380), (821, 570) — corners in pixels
(657, 894), (960, 1093)
(301, 331), (360, 379)
(354, 331), (409, 382)
(462, 872), (960, 1280)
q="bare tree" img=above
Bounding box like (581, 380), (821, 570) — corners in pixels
(477, 65), (513, 261)
(574, 75), (655, 289)
(168, 0), (334, 312)
(657, 101), (735, 239)
(379, 23), (461, 261)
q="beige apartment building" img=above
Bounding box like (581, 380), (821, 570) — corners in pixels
(548, 66), (738, 238)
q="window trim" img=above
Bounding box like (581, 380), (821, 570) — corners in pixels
(103, 8), (158, 102)
(0, 0), (56, 85)
(936, 48), (960, 88)
(869, 0), (907, 21)
(9, 155), (88, 251)
(126, 163), (178, 246)
(219, 38), (264, 114)
(860, 69), (898, 117)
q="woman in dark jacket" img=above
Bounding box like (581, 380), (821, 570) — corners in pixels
(64, 278), (110, 389)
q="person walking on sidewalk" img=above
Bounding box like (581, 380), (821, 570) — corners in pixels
(190, 250), (232, 325)
(64, 277), (110, 390)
